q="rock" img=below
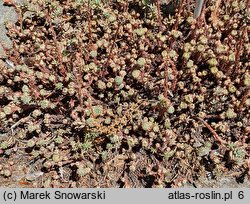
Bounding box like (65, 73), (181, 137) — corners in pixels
(0, 0), (25, 57)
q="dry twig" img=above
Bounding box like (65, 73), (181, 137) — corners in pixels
(197, 117), (227, 145)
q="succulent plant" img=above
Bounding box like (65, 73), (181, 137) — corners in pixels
(0, 0), (248, 188)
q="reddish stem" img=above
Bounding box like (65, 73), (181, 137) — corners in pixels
(197, 117), (227, 145)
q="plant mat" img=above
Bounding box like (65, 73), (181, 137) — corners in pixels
(0, 0), (249, 187)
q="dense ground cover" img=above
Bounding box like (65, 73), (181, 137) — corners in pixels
(0, 0), (249, 187)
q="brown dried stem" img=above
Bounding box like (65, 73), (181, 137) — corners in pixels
(211, 0), (221, 27)
(169, 58), (178, 91)
(45, 10), (66, 77)
(87, 0), (93, 42)
(163, 62), (169, 98)
(238, 88), (250, 112)
(156, 0), (162, 31)
(197, 117), (227, 145)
